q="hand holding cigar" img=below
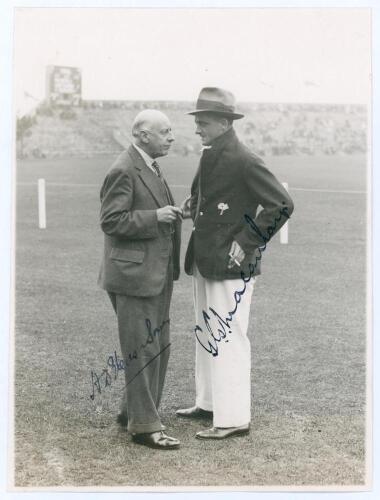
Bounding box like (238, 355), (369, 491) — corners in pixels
(227, 240), (245, 269)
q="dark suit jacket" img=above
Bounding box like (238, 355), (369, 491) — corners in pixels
(184, 128), (294, 280)
(98, 145), (181, 297)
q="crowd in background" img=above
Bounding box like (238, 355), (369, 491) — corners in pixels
(17, 100), (367, 159)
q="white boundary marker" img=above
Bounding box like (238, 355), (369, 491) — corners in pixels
(37, 179), (46, 229)
(280, 182), (289, 244)
(21, 180), (364, 236)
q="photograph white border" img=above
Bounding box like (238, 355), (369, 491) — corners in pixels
(1, 1), (378, 498)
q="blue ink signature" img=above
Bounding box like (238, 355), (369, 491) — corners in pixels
(90, 318), (170, 400)
(194, 207), (290, 356)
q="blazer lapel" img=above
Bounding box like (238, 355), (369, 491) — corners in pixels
(127, 145), (166, 208)
(162, 178), (175, 205)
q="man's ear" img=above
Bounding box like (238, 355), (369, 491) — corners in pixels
(140, 130), (149, 144)
(220, 117), (229, 132)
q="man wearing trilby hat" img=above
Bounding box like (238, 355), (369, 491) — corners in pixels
(177, 87), (294, 439)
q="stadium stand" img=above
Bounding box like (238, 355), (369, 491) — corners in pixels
(16, 100), (367, 159)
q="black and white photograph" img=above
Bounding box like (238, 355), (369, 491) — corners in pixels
(0, 2), (376, 495)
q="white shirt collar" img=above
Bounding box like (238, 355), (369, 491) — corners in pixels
(133, 143), (156, 172)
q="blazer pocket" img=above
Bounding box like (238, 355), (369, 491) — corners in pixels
(110, 248), (145, 263)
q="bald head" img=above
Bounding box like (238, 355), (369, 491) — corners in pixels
(132, 109), (170, 136)
(132, 109), (174, 159)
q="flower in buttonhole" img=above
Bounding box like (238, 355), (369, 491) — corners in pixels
(217, 202), (229, 215)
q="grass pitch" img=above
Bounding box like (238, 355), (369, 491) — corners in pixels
(14, 153), (367, 488)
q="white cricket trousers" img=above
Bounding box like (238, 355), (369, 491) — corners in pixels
(193, 265), (255, 428)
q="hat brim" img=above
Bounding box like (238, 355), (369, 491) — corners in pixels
(186, 109), (244, 120)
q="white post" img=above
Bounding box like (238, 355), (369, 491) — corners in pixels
(280, 182), (288, 244)
(38, 178), (46, 229)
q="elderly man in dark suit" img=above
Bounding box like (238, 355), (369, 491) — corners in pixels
(177, 88), (294, 439)
(98, 109), (182, 450)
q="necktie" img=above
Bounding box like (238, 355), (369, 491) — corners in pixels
(151, 160), (172, 205)
(151, 160), (162, 178)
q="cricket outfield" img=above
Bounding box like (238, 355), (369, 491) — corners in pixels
(13, 153), (368, 488)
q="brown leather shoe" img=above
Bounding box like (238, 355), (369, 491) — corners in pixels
(196, 424), (250, 440)
(176, 406), (213, 419)
(132, 431), (180, 450)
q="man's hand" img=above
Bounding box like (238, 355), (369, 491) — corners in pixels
(180, 195), (192, 219)
(228, 240), (245, 269)
(156, 205), (183, 223)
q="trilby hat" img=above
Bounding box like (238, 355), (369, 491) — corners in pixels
(187, 87), (244, 120)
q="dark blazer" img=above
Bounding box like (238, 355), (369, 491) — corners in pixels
(185, 128), (294, 280)
(98, 145), (181, 297)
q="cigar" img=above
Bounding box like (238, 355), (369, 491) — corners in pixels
(229, 253), (241, 267)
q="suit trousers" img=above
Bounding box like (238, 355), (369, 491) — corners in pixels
(108, 260), (173, 434)
(193, 265), (255, 428)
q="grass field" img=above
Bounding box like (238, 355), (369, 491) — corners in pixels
(13, 153), (368, 488)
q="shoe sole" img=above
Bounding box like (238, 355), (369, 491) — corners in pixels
(132, 439), (180, 450)
(195, 429), (250, 440)
(133, 441), (180, 451)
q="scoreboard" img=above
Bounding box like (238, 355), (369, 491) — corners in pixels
(46, 65), (82, 107)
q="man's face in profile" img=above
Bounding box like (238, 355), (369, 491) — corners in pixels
(194, 113), (228, 146)
(145, 118), (175, 158)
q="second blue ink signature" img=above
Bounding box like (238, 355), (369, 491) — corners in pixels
(194, 207), (290, 356)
